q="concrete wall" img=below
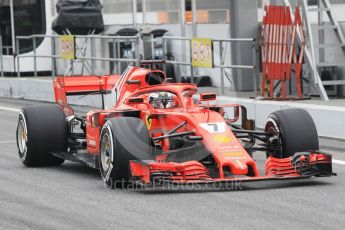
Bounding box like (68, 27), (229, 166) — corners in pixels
(0, 78), (109, 108)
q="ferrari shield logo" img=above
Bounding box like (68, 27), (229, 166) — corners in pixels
(145, 114), (152, 130)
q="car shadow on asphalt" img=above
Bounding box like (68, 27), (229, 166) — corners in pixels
(136, 179), (333, 194)
(44, 163), (334, 194)
(54, 162), (100, 179)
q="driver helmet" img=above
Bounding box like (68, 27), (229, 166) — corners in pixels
(149, 92), (176, 109)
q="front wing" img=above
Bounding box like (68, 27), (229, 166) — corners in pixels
(129, 151), (335, 186)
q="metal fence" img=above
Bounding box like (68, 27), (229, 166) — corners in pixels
(15, 34), (141, 77)
(12, 34), (257, 95)
(162, 36), (258, 94)
(0, 36), (3, 77)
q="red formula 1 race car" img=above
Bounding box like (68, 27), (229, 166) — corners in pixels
(16, 66), (335, 188)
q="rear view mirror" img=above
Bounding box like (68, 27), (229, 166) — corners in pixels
(200, 93), (216, 101)
(126, 97), (144, 104)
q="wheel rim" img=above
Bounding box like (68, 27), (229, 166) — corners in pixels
(100, 132), (112, 172)
(17, 117), (28, 160)
(265, 118), (279, 136)
(265, 118), (282, 156)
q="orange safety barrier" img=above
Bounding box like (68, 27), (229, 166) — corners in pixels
(261, 5), (305, 99)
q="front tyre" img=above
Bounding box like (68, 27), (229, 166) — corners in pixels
(16, 105), (67, 167)
(99, 117), (151, 188)
(265, 108), (319, 158)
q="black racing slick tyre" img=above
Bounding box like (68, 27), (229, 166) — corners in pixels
(16, 105), (67, 167)
(264, 108), (319, 158)
(99, 117), (151, 188)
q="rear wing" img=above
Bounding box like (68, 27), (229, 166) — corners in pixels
(53, 75), (120, 107)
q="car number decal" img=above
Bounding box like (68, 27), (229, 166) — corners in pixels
(199, 122), (226, 133)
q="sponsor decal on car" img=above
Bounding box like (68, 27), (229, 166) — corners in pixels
(223, 151), (243, 157)
(218, 145), (240, 151)
(212, 134), (232, 143)
(88, 139), (96, 147)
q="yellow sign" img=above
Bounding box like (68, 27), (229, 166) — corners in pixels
(60, 35), (75, 60)
(191, 38), (213, 68)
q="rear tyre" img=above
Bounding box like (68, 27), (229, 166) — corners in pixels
(99, 117), (151, 188)
(16, 105), (67, 167)
(265, 108), (319, 158)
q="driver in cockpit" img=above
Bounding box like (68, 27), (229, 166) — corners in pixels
(149, 92), (178, 109)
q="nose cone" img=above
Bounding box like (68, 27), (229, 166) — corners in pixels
(199, 123), (257, 178)
(221, 159), (249, 176)
(192, 112), (258, 178)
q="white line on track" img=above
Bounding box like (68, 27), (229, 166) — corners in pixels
(0, 141), (16, 144)
(0, 105), (344, 165)
(0, 106), (20, 113)
(333, 159), (345, 165)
